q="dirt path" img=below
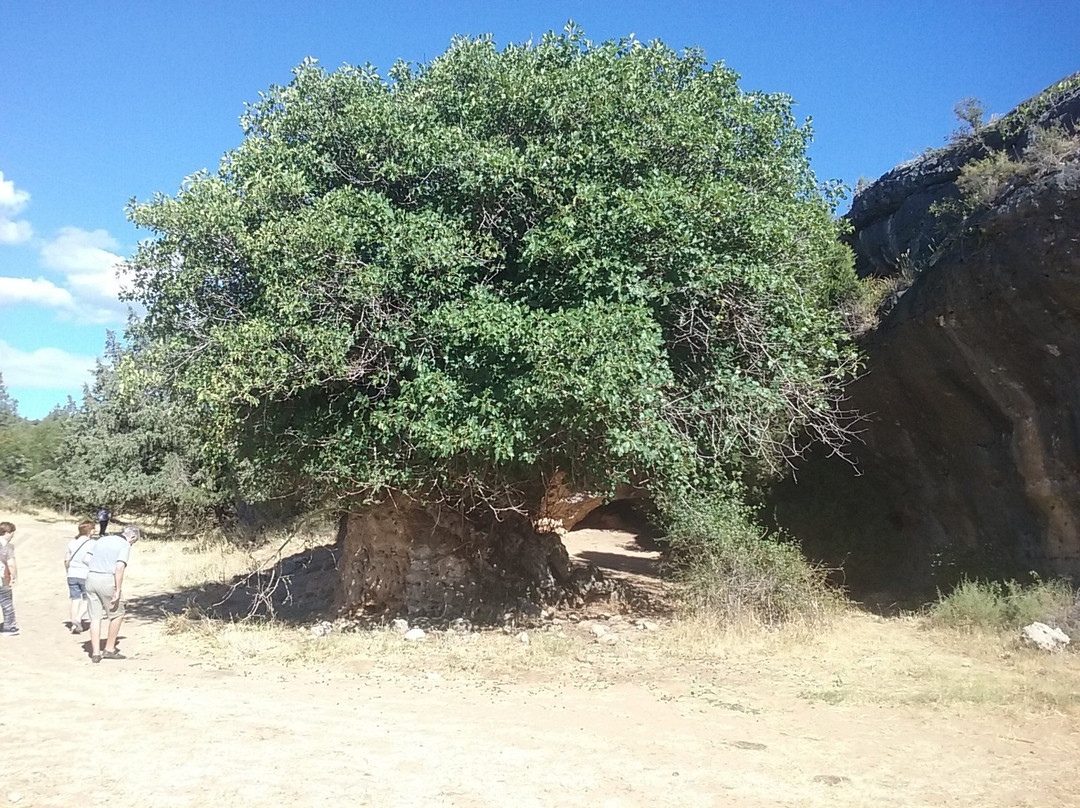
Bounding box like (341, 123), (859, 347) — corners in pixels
(2, 517), (1078, 807)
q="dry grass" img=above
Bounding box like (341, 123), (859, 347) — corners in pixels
(146, 531), (1080, 713)
(162, 612), (587, 679)
(137, 535), (266, 592)
(786, 613), (1080, 713)
(136, 516), (337, 593)
(157, 607), (1080, 714)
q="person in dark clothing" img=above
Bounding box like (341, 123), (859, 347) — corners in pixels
(97, 507), (111, 537)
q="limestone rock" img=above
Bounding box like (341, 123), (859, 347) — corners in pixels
(533, 470), (643, 534)
(403, 627), (427, 642)
(772, 76), (1080, 593)
(533, 471), (607, 534)
(848, 76), (1080, 278)
(390, 618), (410, 634)
(1021, 622), (1071, 652)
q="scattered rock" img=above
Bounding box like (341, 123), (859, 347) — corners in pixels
(390, 618), (410, 634)
(813, 775), (851, 786)
(591, 624), (609, 637)
(403, 628), (427, 642)
(309, 620), (333, 637)
(516, 631), (530, 645)
(597, 634), (619, 645)
(449, 617), (472, 634)
(729, 741), (767, 751)
(1021, 622), (1071, 652)
(636, 619), (659, 631)
(607, 614), (624, 623)
(8, 793), (21, 803)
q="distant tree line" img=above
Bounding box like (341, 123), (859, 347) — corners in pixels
(0, 335), (227, 521)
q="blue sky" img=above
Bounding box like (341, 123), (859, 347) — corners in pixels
(1, 1), (1076, 418)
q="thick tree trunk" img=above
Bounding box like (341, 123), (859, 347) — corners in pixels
(334, 495), (583, 622)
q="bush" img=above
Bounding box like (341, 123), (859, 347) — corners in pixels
(930, 577), (1078, 631)
(660, 492), (838, 626)
(1023, 123), (1080, 171)
(955, 151), (1024, 209)
(953, 96), (986, 136)
(839, 265), (918, 335)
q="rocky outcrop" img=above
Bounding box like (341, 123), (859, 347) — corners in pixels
(848, 75), (1080, 278)
(773, 87), (1080, 596)
(533, 471), (642, 534)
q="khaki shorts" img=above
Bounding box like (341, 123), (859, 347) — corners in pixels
(85, 572), (124, 621)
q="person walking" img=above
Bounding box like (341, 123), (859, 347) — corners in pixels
(64, 520), (97, 634)
(0, 521), (19, 635)
(82, 524), (139, 662)
(96, 507), (111, 537)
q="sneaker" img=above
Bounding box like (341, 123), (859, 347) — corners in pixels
(0, 627), (19, 635)
(70, 625), (82, 635)
(91, 654), (102, 664)
(102, 649), (126, 660)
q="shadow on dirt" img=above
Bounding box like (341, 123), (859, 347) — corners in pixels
(123, 536), (674, 626)
(574, 550), (661, 577)
(124, 544), (340, 625)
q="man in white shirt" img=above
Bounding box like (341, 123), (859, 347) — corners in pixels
(82, 525), (140, 663)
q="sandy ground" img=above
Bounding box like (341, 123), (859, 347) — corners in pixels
(2, 516), (1078, 807)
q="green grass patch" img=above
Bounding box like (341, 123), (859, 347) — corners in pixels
(930, 577), (1078, 632)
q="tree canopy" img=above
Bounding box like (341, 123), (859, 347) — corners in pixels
(126, 26), (857, 510)
(51, 335), (227, 519)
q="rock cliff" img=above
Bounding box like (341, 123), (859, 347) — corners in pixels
(848, 74), (1080, 278)
(773, 79), (1080, 596)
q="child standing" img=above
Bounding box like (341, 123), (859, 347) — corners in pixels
(0, 521), (19, 635)
(65, 520), (97, 634)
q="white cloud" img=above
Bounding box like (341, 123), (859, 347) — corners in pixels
(0, 172), (29, 213)
(0, 218), (33, 244)
(0, 340), (96, 390)
(0, 277), (77, 309)
(0, 174), (134, 322)
(0, 171), (32, 244)
(38, 227), (134, 323)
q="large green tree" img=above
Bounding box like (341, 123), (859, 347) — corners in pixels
(126, 28), (857, 614)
